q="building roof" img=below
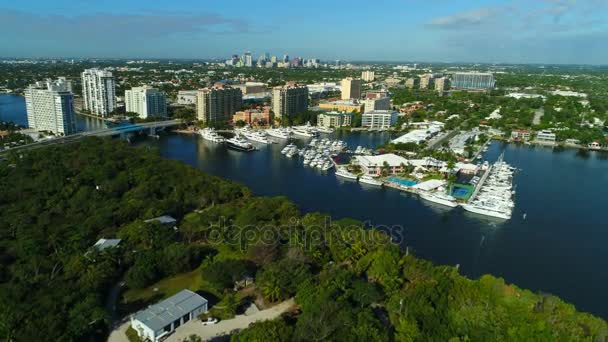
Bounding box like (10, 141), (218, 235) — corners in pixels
(144, 215), (177, 225)
(93, 238), (121, 251)
(354, 153), (409, 167)
(133, 290), (208, 332)
(413, 179), (445, 191)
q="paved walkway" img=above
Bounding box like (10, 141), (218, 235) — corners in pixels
(107, 299), (295, 342)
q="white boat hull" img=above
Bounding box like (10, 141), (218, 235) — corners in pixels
(419, 193), (458, 208)
(461, 204), (511, 220)
(335, 171), (357, 180)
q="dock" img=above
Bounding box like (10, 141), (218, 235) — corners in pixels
(468, 164), (492, 203)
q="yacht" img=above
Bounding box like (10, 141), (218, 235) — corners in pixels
(266, 128), (292, 139)
(419, 192), (458, 208)
(316, 126), (334, 134)
(461, 203), (511, 220)
(243, 130), (272, 144)
(199, 128), (226, 143)
(292, 123), (319, 138)
(335, 168), (358, 180)
(359, 175), (383, 186)
(226, 135), (255, 151)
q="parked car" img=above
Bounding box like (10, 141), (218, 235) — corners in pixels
(201, 317), (218, 325)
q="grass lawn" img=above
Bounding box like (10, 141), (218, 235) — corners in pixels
(122, 264), (222, 306)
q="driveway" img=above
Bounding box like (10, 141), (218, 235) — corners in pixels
(166, 299), (295, 341)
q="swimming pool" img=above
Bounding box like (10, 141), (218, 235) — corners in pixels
(387, 177), (418, 187)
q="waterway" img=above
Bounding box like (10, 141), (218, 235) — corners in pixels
(2, 93), (608, 318)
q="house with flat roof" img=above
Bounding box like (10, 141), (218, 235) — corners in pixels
(131, 289), (208, 342)
(92, 238), (121, 251)
(354, 153), (409, 177)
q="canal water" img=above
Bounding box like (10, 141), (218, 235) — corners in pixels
(140, 132), (608, 318)
(3, 94), (608, 318)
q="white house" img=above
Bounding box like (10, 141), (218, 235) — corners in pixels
(131, 290), (208, 342)
(353, 153), (409, 177)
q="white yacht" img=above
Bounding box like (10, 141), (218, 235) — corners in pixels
(419, 192), (458, 208)
(359, 175), (383, 186)
(335, 168), (358, 180)
(292, 123), (319, 138)
(199, 128), (226, 143)
(316, 126), (334, 134)
(266, 128), (292, 139)
(461, 154), (515, 219)
(226, 135), (255, 151)
(243, 130), (272, 144)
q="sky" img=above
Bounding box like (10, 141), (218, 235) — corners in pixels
(0, 0), (607, 64)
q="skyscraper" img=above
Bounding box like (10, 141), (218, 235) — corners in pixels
(419, 74), (433, 89)
(341, 78), (362, 100)
(451, 72), (496, 89)
(81, 68), (116, 116)
(196, 84), (243, 124)
(243, 52), (253, 67)
(24, 78), (76, 135)
(272, 82), (309, 119)
(361, 70), (375, 82)
(434, 77), (450, 93)
(125, 86), (167, 119)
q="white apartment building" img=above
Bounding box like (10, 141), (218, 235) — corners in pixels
(81, 68), (116, 116)
(317, 111), (354, 128)
(125, 86), (167, 119)
(361, 110), (399, 129)
(341, 77), (362, 100)
(361, 70), (375, 82)
(24, 79), (76, 135)
(272, 82), (309, 119)
(364, 97), (391, 113)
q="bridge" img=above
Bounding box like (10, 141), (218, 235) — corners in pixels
(0, 120), (183, 156)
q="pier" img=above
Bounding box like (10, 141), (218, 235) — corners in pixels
(468, 164), (492, 203)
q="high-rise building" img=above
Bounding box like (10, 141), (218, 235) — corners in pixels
(282, 55), (290, 63)
(419, 74), (434, 89)
(364, 97), (391, 113)
(24, 78), (76, 135)
(243, 52), (253, 67)
(81, 68), (116, 116)
(340, 77), (362, 100)
(196, 84), (243, 124)
(434, 77), (450, 93)
(451, 72), (496, 89)
(405, 78), (418, 89)
(361, 71), (375, 82)
(125, 86), (167, 119)
(271, 82), (309, 119)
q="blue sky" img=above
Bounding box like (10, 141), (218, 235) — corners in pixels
(1, 0), (607, 64)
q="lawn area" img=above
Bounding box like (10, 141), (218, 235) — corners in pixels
(122, 264), (222, 306)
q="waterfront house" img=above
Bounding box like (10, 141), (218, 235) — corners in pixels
(588, 141), (602, 150)
(353, 153), (409, 177)
(131, 289), (208, 342)
(536, 130), (556, 142)
(510, 129), (531, 141)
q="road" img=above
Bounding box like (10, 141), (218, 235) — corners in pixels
(107, 299), (295, 342)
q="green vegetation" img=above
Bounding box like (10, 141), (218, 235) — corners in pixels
(0, 122), (34, 147)
(0, 138), (606, 341)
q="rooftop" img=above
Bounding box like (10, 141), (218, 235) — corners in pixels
(93, 238), (121, 251)
(144, 215), (177, 225)
(132, 290), (208, 332)
(354, 153), (408, 167)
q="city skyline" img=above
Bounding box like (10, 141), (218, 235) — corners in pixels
(1, 0), (607, 64)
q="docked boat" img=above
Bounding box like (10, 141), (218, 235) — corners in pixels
(316, 126), (334, 134)
(199, 128), (226, 143)
(266, 128), (292, 139)
(243, 130), (272, 144)
(226, 135), (255, 151)
(359, 175), (383, 186)
(292, 123), (319, 138)
(419, 192), (458, 208)
(461, 203), (511, 220)
(335, 168), (358, 180)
